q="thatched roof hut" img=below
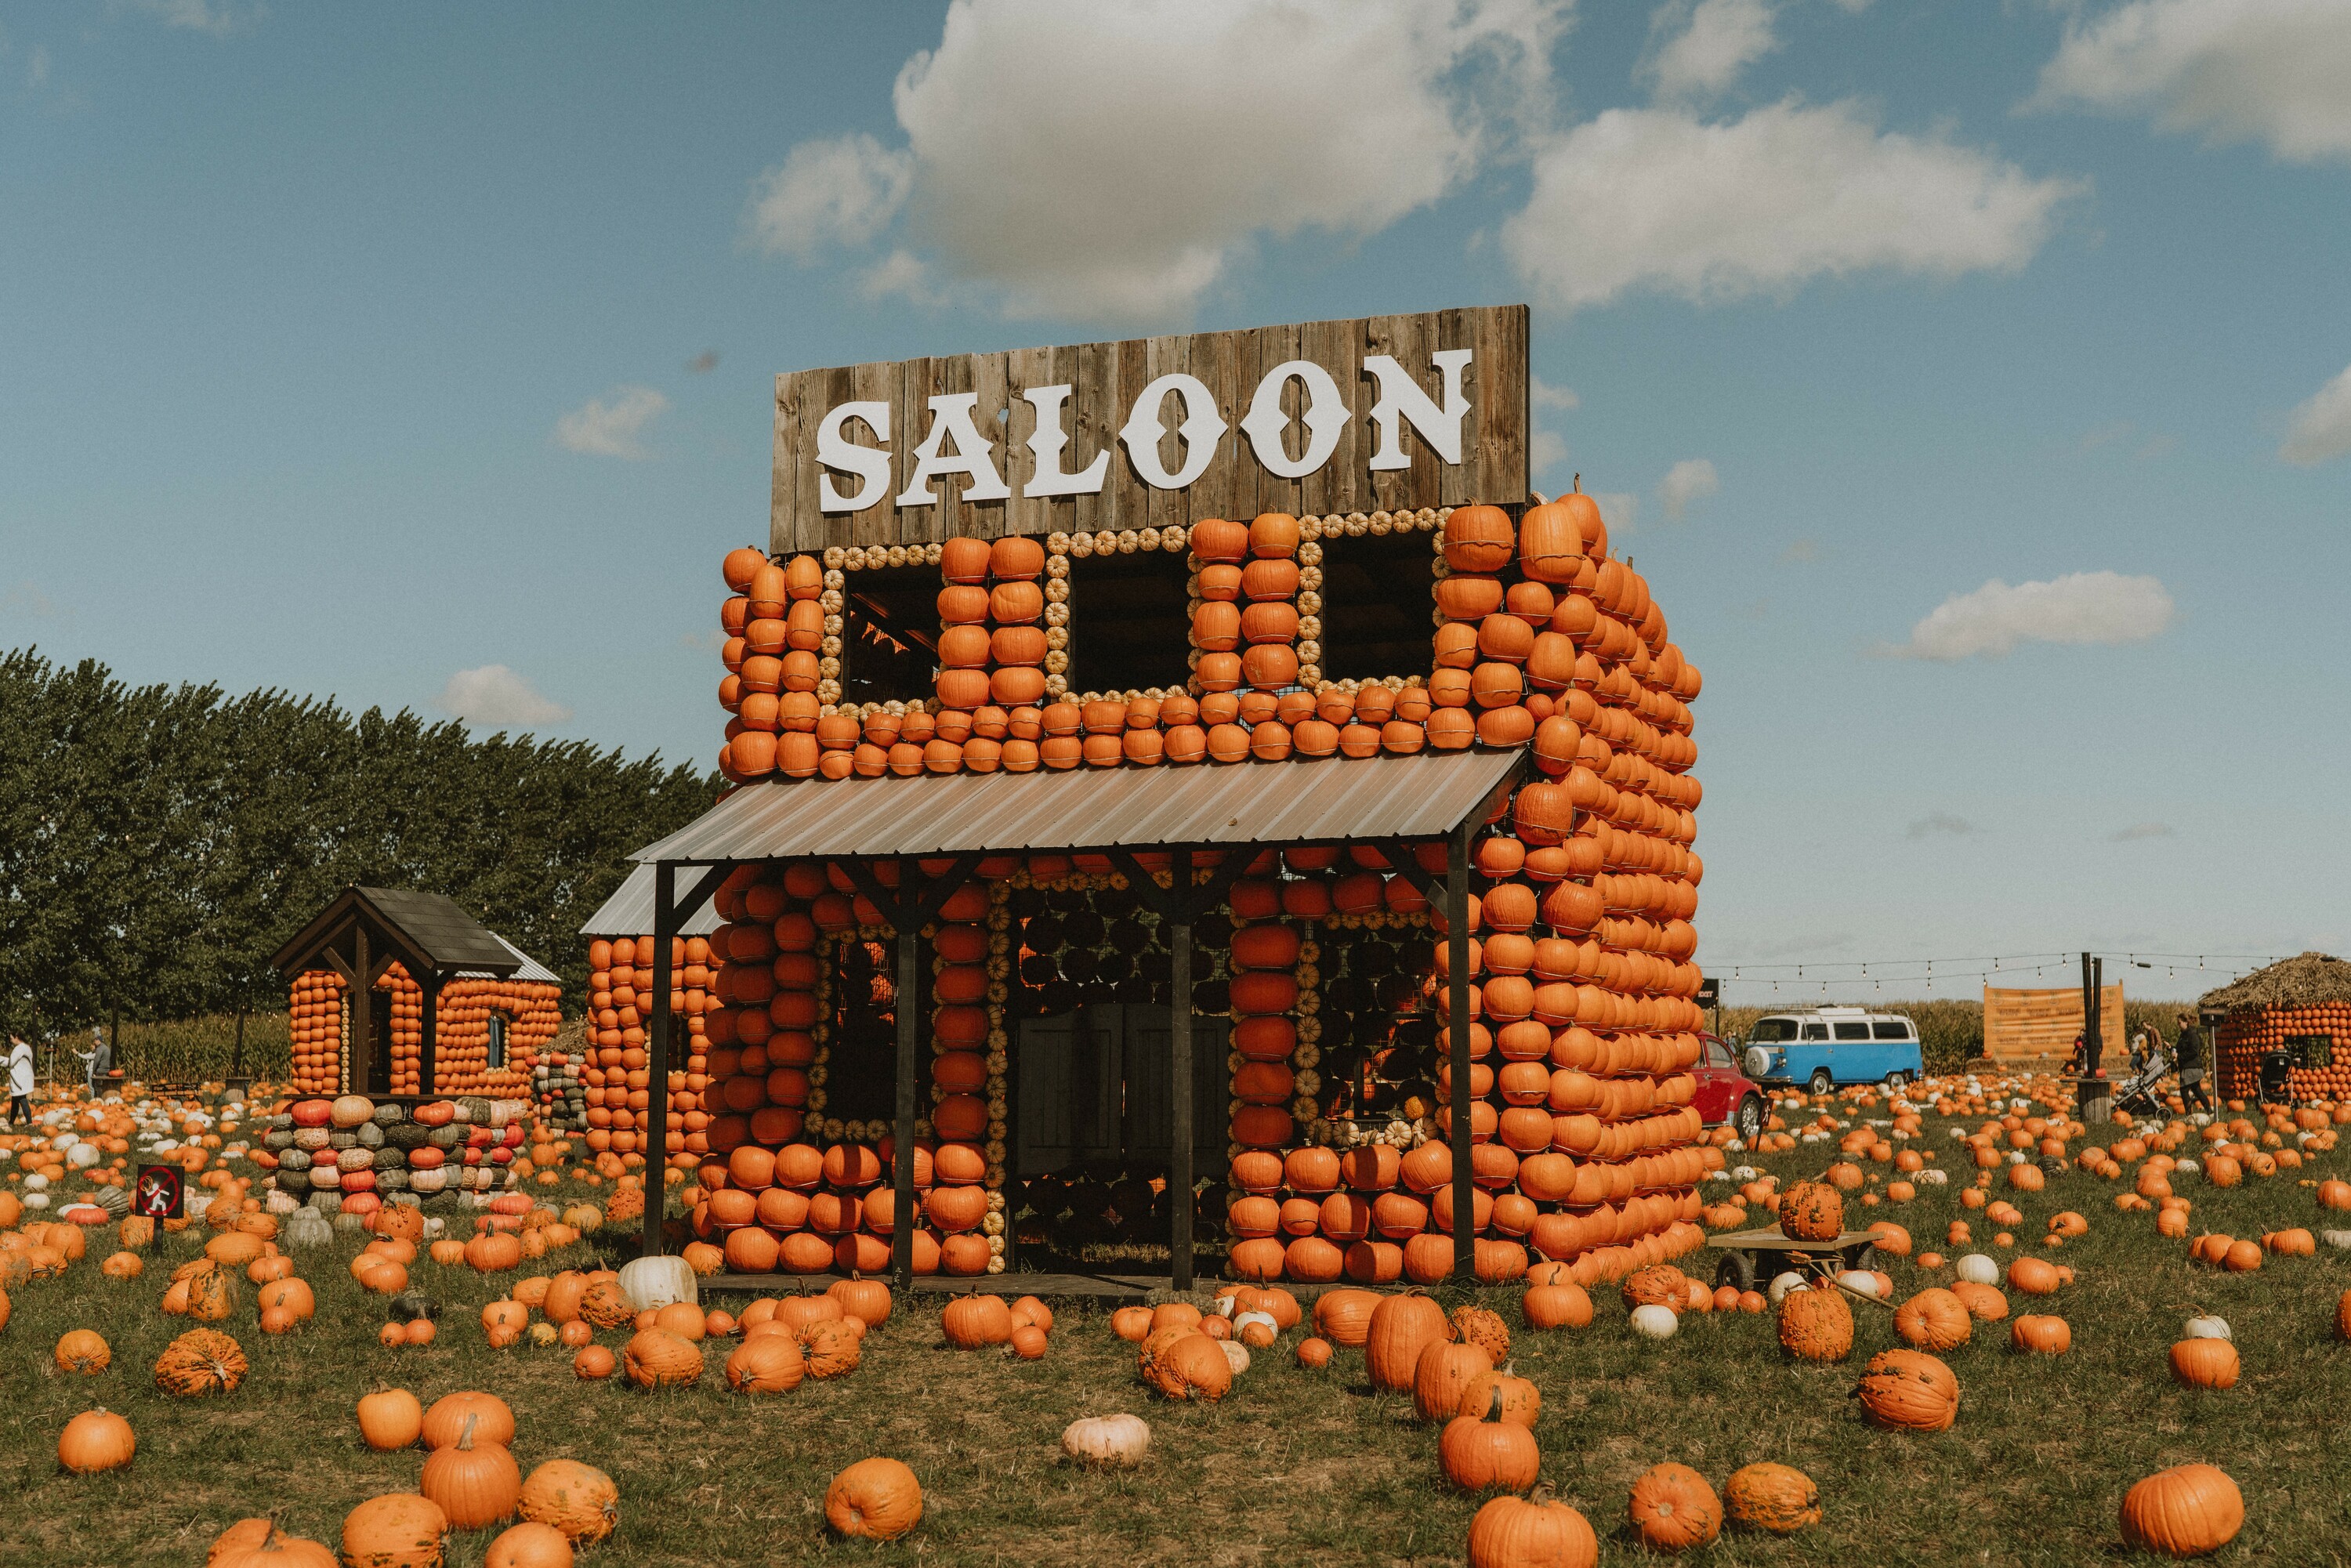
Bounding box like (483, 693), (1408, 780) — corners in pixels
(2201, 952), (2351, 1012)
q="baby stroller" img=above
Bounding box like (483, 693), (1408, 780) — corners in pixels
(2112, 1047), (2171, 1117)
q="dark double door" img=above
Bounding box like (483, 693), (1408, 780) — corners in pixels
(1015, 1005), (1228, 1176)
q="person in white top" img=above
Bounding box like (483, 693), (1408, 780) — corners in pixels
(6, 1034), (32, 1125)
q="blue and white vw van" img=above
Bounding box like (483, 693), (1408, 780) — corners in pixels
(1739, 1008), (1923, 1092)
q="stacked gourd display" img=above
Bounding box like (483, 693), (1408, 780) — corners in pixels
(283, 966), (560, 1099)
(531, 1048), (589, 1133)
(683, 866), (1013, 1276)
(693, 495), (1705, 1281)
(581, 936), (715, 1173)
(710, 505), (1700, 781)
(2218, 1002), (2351, 1102)
(255, 1093), (527, 1216)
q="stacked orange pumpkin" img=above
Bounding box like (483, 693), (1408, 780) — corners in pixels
(287, 971), (350, 1095)
(2215, 1001), (2351, 1102)
(581, 935), (712, 1173)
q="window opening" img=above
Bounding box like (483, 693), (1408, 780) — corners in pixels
(839, 562), (941, 706)
(1068, 549), (1191, 693)
(487, 1013), (508, 1071)
(1316, 528), (1437, 680)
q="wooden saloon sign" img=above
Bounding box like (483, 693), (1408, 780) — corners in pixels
(772, 304), (1529, 553)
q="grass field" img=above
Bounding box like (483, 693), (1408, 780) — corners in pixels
(6, 1082), (2349, 1567)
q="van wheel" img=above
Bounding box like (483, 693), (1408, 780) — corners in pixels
(1884, 1071), (1909, 1092)
(1809, 1069), (1834, 1095)
(1735, 1096), (1764, 1143)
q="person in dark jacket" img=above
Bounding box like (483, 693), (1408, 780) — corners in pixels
(2174, 1011), (2213, 1112)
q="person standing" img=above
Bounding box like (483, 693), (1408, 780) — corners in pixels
(6, 1034), (31, 1125)
(2174, 1011), (2214, 1112)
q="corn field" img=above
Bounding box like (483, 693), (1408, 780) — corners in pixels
(107, 1012), (293, 1084)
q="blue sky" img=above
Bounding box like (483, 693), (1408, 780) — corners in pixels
(3, 0), (2346, 998)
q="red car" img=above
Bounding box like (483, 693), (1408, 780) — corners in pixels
(1693, 1033), (1767, 1143)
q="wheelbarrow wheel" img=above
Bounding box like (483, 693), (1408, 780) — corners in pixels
(1838, 1243), (1877, 1275)
(1712, 1250), (1756, 1292)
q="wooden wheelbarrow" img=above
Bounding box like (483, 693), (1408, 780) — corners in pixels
(1703, 1225), (1884, 1294)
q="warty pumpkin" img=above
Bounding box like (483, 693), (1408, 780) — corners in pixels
(339, 1492), (448, 1568)
(1723, 1462), (1820, 1535)
(516, 1459), (618, 1544)
(1856, 1349), (1959, 1432)
(154, 1328), (246, 1397)
(1776, 1287), (1853, 1362)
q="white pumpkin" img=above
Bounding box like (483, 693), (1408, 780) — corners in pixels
(1218, 1339), (1251, 1375)
(1954, 1254), (1999, 1285)
(1630, 1304), (1679, 1339)
(1766, 1271), (1806, 1306)
(1919, 1169), (1949, 1186)
(2183, 1316), (2232, 1342)
(618, 1253), (699, 1313)
(2320, 1229), (2351, 1251)
(1061, 1414), (1151, 1470)
(1835, 1269), (1885, 1300)
(1232, 1309), (1279, 1346)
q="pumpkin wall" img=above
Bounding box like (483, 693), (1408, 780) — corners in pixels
(2217, 1004), (2351, 1101)
(580, 935), (716, 1174)
(685, 497), (1708, 1282)
(282, 965), (560, 1100)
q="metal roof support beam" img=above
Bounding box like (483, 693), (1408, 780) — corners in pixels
(837, 854), (985, 1294)
(642, 860), (738, 1262)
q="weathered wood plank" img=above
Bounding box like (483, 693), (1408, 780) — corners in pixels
(777, 306), (1528, 544)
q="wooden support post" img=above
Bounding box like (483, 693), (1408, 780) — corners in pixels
(418, 979), (438, 1095)
(350, 924), (371, 1097)
(644, 860), (679, 1260)
(638, 861), (734, 1260)
(835, 854), (984, 1294)
(1168, 849), (1194, 1293)
(1447, 818), (1474, 1283)
(892, 918), (919, 1291)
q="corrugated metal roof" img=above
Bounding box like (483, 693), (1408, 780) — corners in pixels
(578, 863), (724, 938)
(630, 749), (1524, 864)
(473, 932), (563, 986)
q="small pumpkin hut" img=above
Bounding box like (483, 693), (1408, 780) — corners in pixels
(639, 306), (1711, 1295)
(2201, 952), (2351, 1102)
(272, 885), (563, 1099)
(573, 864), (723, 1154)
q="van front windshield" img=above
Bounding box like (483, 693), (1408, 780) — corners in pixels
(1749, 1019), (1799, 1042)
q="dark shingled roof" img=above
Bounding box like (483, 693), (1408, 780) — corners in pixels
(271, 885), (523, 979)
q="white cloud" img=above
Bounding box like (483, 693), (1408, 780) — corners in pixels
(1590, 491), (1641, 533)
(1531, 376), (1581, 411)
(1907, 812), (1976, 840)
(2280, 363), (2351, 465)
(1530, 429), (1570, 476)
(435, 666), (571, 730)
(1643, 0), (1779, 101)
(1658, 457), (1720, 520)
(858, 248), (954, 308)
(554, 386), (668, 460)
(1503, 100), (2083, 313)
(744, 133), (915, 263)
(117, 0), (258, 34)
(2032, 0), (2351, 164)
(752, 0), (1566, 322)
(1880, 570), (2175, 661)
(2111, 821), (2176, 842)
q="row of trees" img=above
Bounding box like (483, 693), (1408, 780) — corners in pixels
(0, 647), (715, 1042)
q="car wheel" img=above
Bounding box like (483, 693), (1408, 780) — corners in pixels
(1735, 1096), (1763, 1143)
(1884, 1070), (1908, 1092)
(1809, 1068), (1834, 1095)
